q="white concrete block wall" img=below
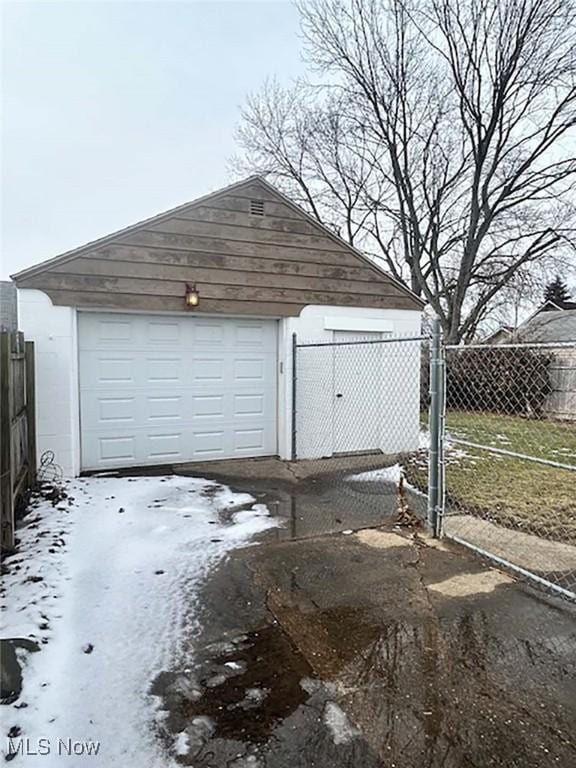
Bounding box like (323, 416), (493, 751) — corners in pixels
(18, 289), (80, 477)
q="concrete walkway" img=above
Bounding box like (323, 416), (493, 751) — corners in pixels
(445, 514), (576, 593)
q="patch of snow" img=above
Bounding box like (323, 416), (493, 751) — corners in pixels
(229, 754), (262, 767)
(205, 673), (228, 688)
(224, 661), (245, 672)
(173, 731), (189, 756)
(1, 475), (278, 766)
(183, 716), (215, 750)
(418, 430), (430, 450)
(300, 677), (339, 697)
(243, 687), (269, 705)
(323, 701), (361, 745)
(347, 463), (402, 484)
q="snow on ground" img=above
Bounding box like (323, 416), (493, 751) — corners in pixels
(1, 475), (279, 766)
(323, 701), (360, 745)
(348, 464), (403, 484)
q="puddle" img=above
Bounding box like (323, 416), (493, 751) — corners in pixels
(152, 623), (315, 746)
(253, 479), (427, 542)
(177, 458), (428, 541)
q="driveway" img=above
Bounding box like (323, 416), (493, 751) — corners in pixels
(2, 465), (575, 767)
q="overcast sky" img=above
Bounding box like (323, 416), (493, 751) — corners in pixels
(1, 0), (304, 278)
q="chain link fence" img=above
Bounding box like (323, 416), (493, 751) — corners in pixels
(293, 334), (429, 530)
(439, 341), (576, 599)
(292, 328), (576, 601)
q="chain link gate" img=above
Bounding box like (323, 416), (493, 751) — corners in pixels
(430, 324), (576, 601)
(292, 332), (431, 530)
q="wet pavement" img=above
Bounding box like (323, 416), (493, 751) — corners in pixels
(178, 455), (427, 541)
(149, 461), (576, 768)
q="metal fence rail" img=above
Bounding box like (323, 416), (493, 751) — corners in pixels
(439, 339), (576, 600)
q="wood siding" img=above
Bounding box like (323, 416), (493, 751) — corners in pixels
(14, 179), (422, 314)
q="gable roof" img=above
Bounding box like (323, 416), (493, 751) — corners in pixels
(481, 325), (514, 344)
(517, 309), (576, 343)
(519, 298), (576, 327)
(11, 175), (423, 309)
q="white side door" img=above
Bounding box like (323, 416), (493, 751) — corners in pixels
(332, 331), (388, 454)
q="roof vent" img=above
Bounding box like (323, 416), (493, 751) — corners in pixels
(250, 199), (265, 216)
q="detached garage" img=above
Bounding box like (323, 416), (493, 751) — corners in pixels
(12, 176), (423, 476)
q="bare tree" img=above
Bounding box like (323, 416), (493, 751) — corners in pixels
(234, 0), (576, 342)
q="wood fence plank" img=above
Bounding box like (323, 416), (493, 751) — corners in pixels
(0, 332), (14, 552)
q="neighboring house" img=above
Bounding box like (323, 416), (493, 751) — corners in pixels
(490, 309), (576, 422)
(484, 300), (576, 345)
(481, 325), (514, 345)
(515, 308), (576, 344)
(517, 309), (576, 422)
(0, 281), (18, 331)
(12, 176), (424, 476)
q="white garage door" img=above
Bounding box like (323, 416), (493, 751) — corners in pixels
(78, 313), (278, 470)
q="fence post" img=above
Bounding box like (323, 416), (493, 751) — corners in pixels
(291, 332), (297, 461)
(0, 331), (15, 551)
(25, 341), (37, 487)
(428, 318), (445, 537)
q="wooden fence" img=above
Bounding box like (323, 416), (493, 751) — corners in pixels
(545, 347), (576, 421)
(0, 331), (36, 552)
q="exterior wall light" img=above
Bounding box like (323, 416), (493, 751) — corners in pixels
(185, 283), (200, 309)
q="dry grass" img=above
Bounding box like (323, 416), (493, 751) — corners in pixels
(405, 411), (576, 544)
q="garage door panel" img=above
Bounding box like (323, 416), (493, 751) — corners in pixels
(80, 390), (137, 428)
(97, 356), (136, 385)
(147, 432), (183, 460)
(234, 358), (265, 382)
(234, 324), (266, 345)
(145, 356), (183, 384)
(79, 313), (277, 469)
(147, 394), (183, 422)
(192, 429), (226, 456)
(233, 393), (265, 417)
(192, 394), (225, 418)
(98, 434), (137, 463)
(97, 396), (137, 424)
(234, 428), (265, 452)
(191, 357), (225, 383)
(192, 322), (226, 345)
(80, 317), (136, 347)
(145, 319), (182, 344)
